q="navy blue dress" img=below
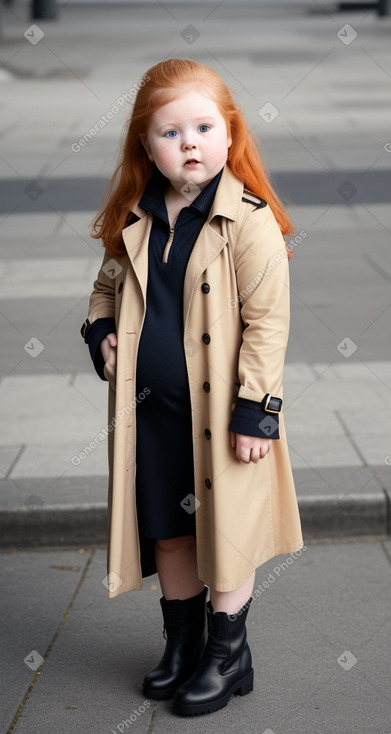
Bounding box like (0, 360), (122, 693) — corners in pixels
(135, 168), (223, 540)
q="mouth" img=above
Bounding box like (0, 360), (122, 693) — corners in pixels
(185, 158), (200, 165)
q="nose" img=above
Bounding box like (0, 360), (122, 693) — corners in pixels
(182, 140), (196, 151)
(181, 131), (197, 150)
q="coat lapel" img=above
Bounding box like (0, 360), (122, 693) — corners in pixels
(183, 165), (243, 325)
(121, 213), (152, 305)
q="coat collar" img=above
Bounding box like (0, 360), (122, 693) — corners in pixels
(206, 164), (243, 223)
(138, 166), (224, 225)
(125, 164), (243, 223)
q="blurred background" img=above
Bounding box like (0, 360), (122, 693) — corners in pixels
(1, 2), (391, 732)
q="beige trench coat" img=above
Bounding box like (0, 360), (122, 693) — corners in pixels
(86, 164), (303, 598)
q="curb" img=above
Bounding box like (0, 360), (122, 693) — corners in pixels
(297, 492), (389, 538)
(0, 503), (107, 548)
(0, 493), (389, 548)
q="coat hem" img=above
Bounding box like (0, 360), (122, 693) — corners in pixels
(107, 579), (143, 598)
(106, 541), (305, 596)
(196, 538), (305, 592)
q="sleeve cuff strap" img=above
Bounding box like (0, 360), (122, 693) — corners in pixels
(229, 396), (280, 439)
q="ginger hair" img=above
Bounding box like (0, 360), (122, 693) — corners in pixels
(91, 58), (294, 258)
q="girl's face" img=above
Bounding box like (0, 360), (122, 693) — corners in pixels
(141, 89), (232, 193)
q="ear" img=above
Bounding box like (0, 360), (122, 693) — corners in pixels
(140, 134), (154, 162)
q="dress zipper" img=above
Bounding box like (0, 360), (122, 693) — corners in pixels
(162, 226), (175, 264)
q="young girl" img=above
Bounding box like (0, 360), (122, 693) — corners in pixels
(81, 58), (303, 717)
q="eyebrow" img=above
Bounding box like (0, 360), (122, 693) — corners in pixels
(157, 117), (216, 131)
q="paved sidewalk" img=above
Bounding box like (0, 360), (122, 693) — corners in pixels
(2, 538), (391, 734)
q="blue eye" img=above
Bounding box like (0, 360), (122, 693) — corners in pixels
(199, 124), (210, 133)
(165, 130), (178, 138)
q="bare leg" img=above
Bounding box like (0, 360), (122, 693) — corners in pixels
(155, 535), (205, 600)
(209, 571), (255, 615)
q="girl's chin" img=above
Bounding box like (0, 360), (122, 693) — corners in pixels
(168, 176), (207, 193)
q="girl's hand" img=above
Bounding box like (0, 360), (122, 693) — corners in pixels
(100, 332), (117, 363)
(230, 431), (271, 464)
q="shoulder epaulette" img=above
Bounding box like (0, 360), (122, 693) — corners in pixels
(242, 190), (267, 211)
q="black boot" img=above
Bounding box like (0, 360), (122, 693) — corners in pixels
(142, 586), (207, 700)
(173, 597), (254, 716)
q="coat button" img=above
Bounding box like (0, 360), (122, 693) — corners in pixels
(202, 333), (211, 344)
(201, 282), (210, 293)
(118, 282), (123, 293)
(205, 478), (212, 489)
(203, 381), (210, 392)
(204, 429), (211, 439)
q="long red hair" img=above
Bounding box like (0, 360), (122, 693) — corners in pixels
(91, 59), (294, 258)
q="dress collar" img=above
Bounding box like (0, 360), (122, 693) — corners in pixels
(138, 166), (224, 225)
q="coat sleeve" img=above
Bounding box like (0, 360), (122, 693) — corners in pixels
(82, 250), (118, 380)
(228, 203), (290, 435)
(88, 250), (117, 322)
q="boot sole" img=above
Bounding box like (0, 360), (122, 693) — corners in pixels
(173, 668), (254, 716)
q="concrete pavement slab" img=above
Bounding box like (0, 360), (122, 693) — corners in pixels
(4, 548), (160, 734)
(0, 475), (108, 509)
(292, 465), (387, 497)
(286, 204), (390, 234)
(346, 433), (391, 467)
(283, 405), (345, 436)
(309, 361), (391, 387)
(284, 377), (391, 412)
(331, 362), (391, 382)
(72, 373), (109, 404)
(308, 362), (390, 382)
(338, 408), (391, 436)
(0, 258), (101, 300)
(283, 363), (317, 381)
(287, 434), (363, 469)
(0, 445), (23, 478)
(371, 466), (391, 493)
(8, 443), (108, 479)
(55, 213), (104, 240)
(0, 294), (96, 373)
(3, 538), (391, 733)
(0, 546), (92, 733)
(0, 375), (106, 446)
(0, 212), (62, 237)
(0, 233), (102, 260)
